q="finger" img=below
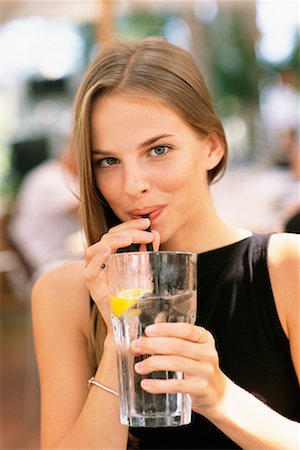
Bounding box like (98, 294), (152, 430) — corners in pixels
(85, 231), (146, 264)
(85, 218), (150, 260)
(85, 246), (111, 281)
(141, 377), (188, 394)
(152, 230), (161, 251)
(135, 354), (212, 377)
(139, 230), (160, 252)
(131, 336), (212, 361)
(140, 376), (212, 395)
(94, 219), (150, 248)
(85, 236), (130, 262)
(108, 217), (150, 233)
(86, 230), (154, 262)
(145, 323), (209, 344)
(140, 376), (208, 395)
(105, 230), (154, 248)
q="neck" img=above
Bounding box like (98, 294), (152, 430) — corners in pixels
(161, 193), (251, 254)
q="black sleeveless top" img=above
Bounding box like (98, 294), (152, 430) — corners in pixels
(129, 233), (299, 449)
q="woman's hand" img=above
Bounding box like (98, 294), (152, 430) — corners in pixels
(131, 322), (227, 415)
(84, 218), (160, 332)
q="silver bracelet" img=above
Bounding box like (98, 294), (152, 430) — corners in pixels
(88, 377), (119, 397)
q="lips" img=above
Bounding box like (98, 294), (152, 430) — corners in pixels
(129, 206), (165, 221)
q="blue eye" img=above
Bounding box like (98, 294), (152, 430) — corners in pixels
(149, 146), (169, 157)
(96, 157), (118, 168)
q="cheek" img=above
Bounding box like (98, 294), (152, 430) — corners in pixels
(96, 174), (119, 205)
(160, 159), (205, 195)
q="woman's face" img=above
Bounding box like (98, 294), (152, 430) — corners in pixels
(91, 93), (220, 249)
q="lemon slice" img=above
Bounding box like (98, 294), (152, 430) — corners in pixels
(110, 288), (151, 318)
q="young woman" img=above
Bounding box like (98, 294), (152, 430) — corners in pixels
(32, 37), (299, 450)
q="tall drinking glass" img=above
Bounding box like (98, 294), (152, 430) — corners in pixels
(107, 251), (197, 427)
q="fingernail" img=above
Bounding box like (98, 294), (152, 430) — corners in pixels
(145, 325), (156, 335)
(131, 338), (141, 350)
(135, 361), (144, 370)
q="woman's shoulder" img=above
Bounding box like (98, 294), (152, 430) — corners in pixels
(267, 232), (300, 300)
(268, 232), (300, 339)
(32, 259), (87, 296)
(268, 232), (300, 267)
(31, 260), (90, 337)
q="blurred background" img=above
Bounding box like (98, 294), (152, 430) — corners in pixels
(0, 0), (299, 448)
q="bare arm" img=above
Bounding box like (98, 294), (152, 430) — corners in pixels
(32, 262), (128, 449)
(203, 376), (299, 450)
(32, 217), (159, 449)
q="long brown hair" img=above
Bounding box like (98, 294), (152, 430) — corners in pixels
(71, 37), (228, 370)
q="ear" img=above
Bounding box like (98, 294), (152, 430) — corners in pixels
(204, 135), (225, 171)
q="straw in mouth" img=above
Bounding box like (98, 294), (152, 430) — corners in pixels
(141, 214), (160, 295)
(141, 214), (154, 251)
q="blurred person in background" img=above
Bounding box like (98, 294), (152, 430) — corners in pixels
(7, 144), (82, 275)
(259, 67), (299, 168)
(32, 38), (299, 450)
(259, 68), (300, 234)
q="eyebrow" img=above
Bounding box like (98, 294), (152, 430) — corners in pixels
(91, 133), (175, 155)
(137, 133), (175, 149)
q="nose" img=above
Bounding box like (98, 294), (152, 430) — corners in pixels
(123, 164), (151, 197)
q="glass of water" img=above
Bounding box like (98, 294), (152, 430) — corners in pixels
(107, 251), (197, 427)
